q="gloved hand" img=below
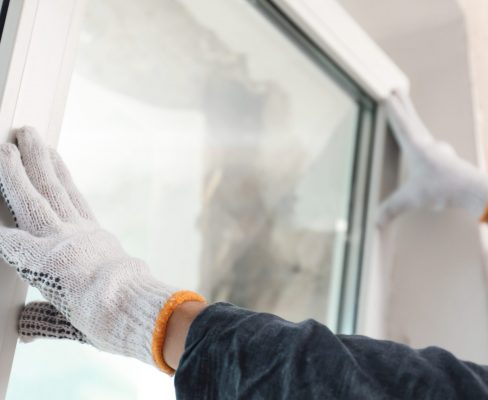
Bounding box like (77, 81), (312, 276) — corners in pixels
(377, 92), (488, 226)
(0, 127), (204, 374)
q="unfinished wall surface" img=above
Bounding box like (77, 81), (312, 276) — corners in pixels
(340, 0), (488, 364)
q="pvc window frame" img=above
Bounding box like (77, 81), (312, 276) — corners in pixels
(0, 0), (87, 397)
(250, 0), (409, 336)
(0, 0), (407, 397)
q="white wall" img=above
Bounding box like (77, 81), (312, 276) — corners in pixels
(457, 0), (488, 165)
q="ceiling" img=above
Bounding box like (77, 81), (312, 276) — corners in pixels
(339, 0), (463, 41)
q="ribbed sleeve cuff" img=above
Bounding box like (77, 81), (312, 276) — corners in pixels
(151, 290), (206, 375)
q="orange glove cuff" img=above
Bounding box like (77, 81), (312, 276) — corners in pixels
(151, 290), (206, 375)
(480, 205), (488, 223)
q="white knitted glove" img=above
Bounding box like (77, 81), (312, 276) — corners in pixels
(377, 92), (488, 226)
(0, 127), (204, 374)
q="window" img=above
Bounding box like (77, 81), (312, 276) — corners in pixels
(3, 0), (388, 398)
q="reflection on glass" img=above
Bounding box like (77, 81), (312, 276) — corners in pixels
(7, 0), (363, 398)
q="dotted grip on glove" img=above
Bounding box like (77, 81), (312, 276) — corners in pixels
(19, 302), (87, 343)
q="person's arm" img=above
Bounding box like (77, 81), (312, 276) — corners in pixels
(0, 127), (206, 375)
(163, 301), (208, 370)
(174, 303), (488, 399)
(378, 92), (488, 225)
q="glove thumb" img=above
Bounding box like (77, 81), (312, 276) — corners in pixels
(377, 185), (415, 228)
(19, 301), (87, 343)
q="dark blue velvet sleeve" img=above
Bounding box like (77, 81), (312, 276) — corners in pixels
(174, 303), (488, 399)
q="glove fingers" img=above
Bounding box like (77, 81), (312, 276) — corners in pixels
(49, 148), (97, 222)
(15, 127), (81, 223)
(19, 301), (87, 343)
(0, 142), (60, 235)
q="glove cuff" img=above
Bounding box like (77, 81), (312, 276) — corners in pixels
(18, 286), (205, 376)
(462, 176), (488, 220)
(480, 204), (488, 223)
(151, 290), (206, 375)
(84, 275), (205, 372)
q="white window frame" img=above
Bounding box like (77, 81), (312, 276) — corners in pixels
(252, 0), (408, 336)
(0, 0), (407, 397)
(0, 0), (87, 397)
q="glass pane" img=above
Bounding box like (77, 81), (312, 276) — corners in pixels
(7, 0), (371, 398)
